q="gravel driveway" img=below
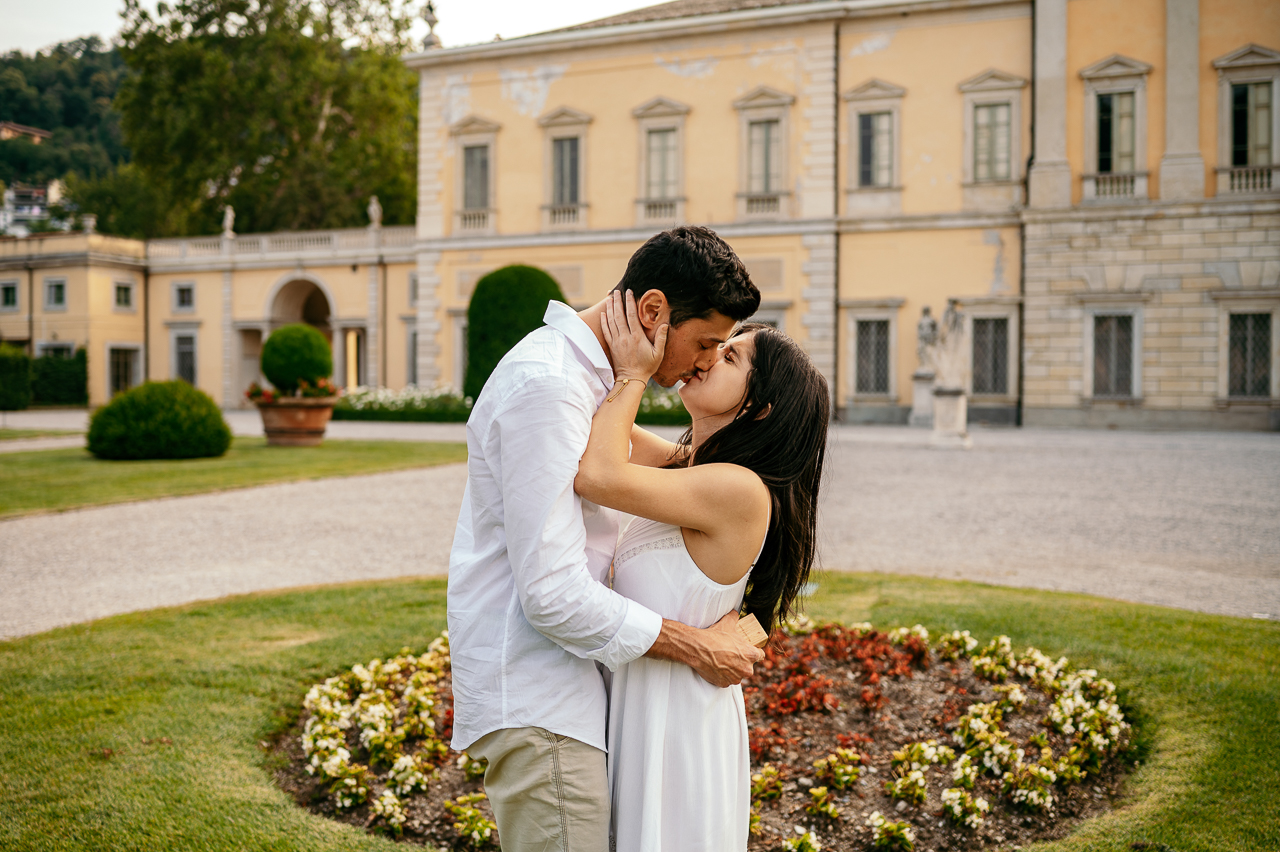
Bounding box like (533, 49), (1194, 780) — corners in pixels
(1, 424), (1277, 640)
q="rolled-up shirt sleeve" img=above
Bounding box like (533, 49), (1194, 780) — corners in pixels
(492, 376), (662, 671)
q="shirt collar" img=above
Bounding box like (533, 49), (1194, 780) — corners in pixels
(543, 300), (614, 388)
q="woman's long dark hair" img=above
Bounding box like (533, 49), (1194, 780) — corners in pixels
(671, 323), (829, 634)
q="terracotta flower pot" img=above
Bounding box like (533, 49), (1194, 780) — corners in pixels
(256, 396), (338, 446)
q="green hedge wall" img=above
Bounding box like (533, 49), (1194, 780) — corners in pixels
(32, 348), (88, 405)
(464, 265), (566, 400)
(0, 344), (33, 411)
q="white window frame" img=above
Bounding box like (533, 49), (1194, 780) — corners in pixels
(959, 70), (1027, 211)
(168, 324), (199, 385)
(733, 86), (795, 221)
(538, 106), (592, 231)
(37, 341), (74, 358)
(402, 316), (419, 387)
(1212, 44), (1280, 196)
(450, 115), (501, 235)
(843, 79), (905, 216)
(172, 281), (196, 314)
(632, 96), (690, 227)
(957, 295), (1021, 402)
(841, 298), (904, 402)
(1210, 289), (1280, 402)
(1080, 55), (1152, 203)
(105, 342), (144, 398)
(44, 277), (67, 311)
(408, 271), (419, 308)
(1076, 294), (1149, 402)
(0, 279), (18, 313)
(113, 280), (136, 313)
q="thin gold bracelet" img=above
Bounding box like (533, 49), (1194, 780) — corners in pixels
(606, 377), (641, 403)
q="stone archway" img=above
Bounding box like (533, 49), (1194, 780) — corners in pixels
(270, 279), (333, 337)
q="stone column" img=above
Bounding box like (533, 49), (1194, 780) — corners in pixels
(1159, 0), (1206, 199)
(1028, 0), (1072, 208)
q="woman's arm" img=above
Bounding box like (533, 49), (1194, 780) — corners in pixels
(629, 423), (683, 468)
(574, 292), (769, 549)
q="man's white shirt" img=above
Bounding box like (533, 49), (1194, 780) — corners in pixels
(447, 301), (664, 753)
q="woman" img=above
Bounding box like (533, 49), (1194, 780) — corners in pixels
(574, 290), (830, 852)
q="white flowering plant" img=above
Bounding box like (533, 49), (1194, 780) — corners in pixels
(940, 787), (989, 829)
(934, 629), (978, 661)
(1001, 762), (1058, 812)
(444, 792), (498, 849)
(782, 827), (823, 852)
(751, 763), (783, 800)
(884, 768), (927, 804)
(812, 748), (863, 789)
(332, 385), (472, 422)
(891, 739), (956, 773)
(866, 811), (916, 850)
(806, 786), (840, 820)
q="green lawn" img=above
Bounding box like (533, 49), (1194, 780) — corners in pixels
(0, 574), (1274, 851)
(0, 438), (468, 519)
(0, 427), (80, 440)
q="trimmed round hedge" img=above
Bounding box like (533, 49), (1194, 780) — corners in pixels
(261, 324), (333, 394)
(464, 265), (567, 399)
(88, 381), (232, 460)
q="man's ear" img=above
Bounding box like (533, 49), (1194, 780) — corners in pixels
(635, 290), (669, 334)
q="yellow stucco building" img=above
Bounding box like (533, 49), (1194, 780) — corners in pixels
(1, 0), (1277, 428)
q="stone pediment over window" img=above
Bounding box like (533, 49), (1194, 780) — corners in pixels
(1213, 43), (1280, 70)
(958, 69), (1028, 92)
(732, 86), (796, 110)
(1079, 54), (1153, 80)
(631, 96), (691, 118)
(449, 115), (501, 136)
(843, 78), (906, 101)
(538, 106), (593, 127)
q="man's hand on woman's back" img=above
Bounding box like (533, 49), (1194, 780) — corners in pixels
(647, 611), (765, 687)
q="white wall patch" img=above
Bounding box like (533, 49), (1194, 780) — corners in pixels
(849, 33), (893, 58)
(656, 56), (718, 78)
(442, 74), (471, 127)
(500, 65), (567, 117)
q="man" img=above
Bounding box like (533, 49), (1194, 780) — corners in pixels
(448, 226), (765, 851)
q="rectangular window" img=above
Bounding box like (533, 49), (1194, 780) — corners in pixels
(858, 112), (893, 188)
(1093, 314), (1134, 397)
(1, 282), (16, 309)
(408, 329), (418, 386)
(408, 272), (419, 308)
(41, 344), (72, 359)
(1097, 92), (1135, 173)
(973, 103), (1012, 182)
(45, 280), (66, 309)
(748, 119), (782, 194)
(1229, 312), (1271, 397)
(855, 319), (890, 394)
(463, 145), (490, 210)
(175, 284), (194, 311)
(1232, 83), (1273, 167)
(115, 284), (132, 308)
(552, 137), (580, 206)
(110, 348), (136, 396)
(971, 317), (1009, 395)
(176, 335), (196, 385)
(646, 128), (678, 199)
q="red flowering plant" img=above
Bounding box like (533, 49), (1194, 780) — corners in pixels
(246, 377), (338, 403)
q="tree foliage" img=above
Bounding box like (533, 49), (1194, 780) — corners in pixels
(464, 266), (567, 400)
(0, 37), (128, 187)
(88, 0), (420, 237)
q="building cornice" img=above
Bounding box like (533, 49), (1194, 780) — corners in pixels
(0, 250), (147, 273)
(403, 0), (1026, 69)
(1021, 197), (1280, 224)
(837, 210), (1021, 232)
(414, 219), (838, 252)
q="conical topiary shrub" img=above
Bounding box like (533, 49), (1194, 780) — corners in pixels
(261, 324), (333, 394)
(464, 265), (567, 400)
(87, 381), (232, 460)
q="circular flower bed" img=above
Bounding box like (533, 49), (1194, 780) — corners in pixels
(272, 622), (1134, 851)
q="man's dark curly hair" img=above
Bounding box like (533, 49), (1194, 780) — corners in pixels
(613, 225), (760, 327)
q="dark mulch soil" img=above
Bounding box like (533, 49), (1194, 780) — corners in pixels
(269, 625), (1133, 851)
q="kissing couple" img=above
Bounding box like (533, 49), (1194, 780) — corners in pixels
(447, 225), (830, 852)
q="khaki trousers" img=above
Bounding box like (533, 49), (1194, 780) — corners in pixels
(468, 727), (610, 852)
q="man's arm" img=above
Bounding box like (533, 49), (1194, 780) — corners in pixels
(648, 612), (763, 687)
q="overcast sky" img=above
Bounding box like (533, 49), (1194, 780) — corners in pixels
(3, 0), (656, 55)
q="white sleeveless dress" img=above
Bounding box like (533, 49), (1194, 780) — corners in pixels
(607, 516), (759, 852)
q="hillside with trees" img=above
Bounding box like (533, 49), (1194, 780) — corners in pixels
(1, 0), (420, 240)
